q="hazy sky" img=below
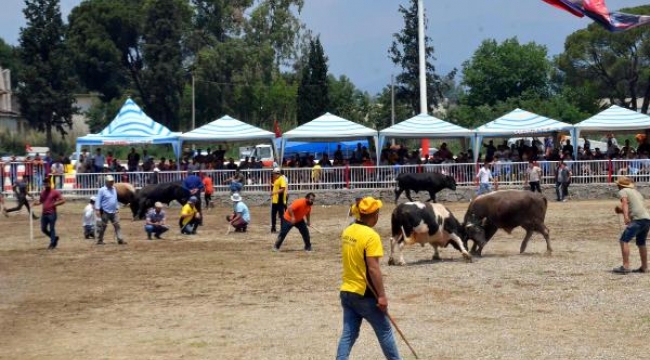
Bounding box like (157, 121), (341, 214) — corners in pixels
(1, 0), (648, 94)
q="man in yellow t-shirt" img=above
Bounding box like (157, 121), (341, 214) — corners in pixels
(179, 196), (201, 235)
(336, 197), (401, 359)
(270, 167), (288, 233)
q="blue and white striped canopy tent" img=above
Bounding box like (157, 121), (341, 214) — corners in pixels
(473, 108), (576, 161)
(75, 98), (181, 158)
(574, 105), (650, 135)
(179, 115), (277, 161)
(281, 112), (379, 162)
(379, 113), (473, 149)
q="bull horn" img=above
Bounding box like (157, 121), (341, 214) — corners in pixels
(481, 218), (488, 226)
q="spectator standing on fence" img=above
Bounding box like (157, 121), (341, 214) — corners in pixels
(33, 153), (44, 188)
(3, 176), (38, 219)
(95, 175), (126, 245)
(525, 160), (542, 193)
(335, 196), (401, 360)
(127, 148), (140, 172)
(83, 196), (96, 239)
(226, 193), (250, 232)
(270, 167), (288, 233)
(476, 161), (497, 196)
(202, 172), (214, 208)
(273, 193), (315, 252)
(145, 202), (169, 240)
(93, 148), (105, 173)
(34, 178), (65, 250)
(23, 156), (33, 189)
(612, 176), (649, 274)
(555, 160), (572, 202)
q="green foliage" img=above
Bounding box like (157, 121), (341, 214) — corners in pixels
(296, 37), (329, 124)
(461, 38), (551, 107)
(368, 85), (412, 131)
(16, 0), (77, 148)
(328, 75), (372, 125)
(0, 39), (18, 87)
(555, 5), (650, 113)
(389, 0), (453, 115)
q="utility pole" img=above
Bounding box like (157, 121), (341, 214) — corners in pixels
(391, 74), (396, 146)
(191, 72), (196, 130)
(418, 0), (430, 155)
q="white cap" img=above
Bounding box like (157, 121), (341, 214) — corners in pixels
(231, 193), (242, 202)
(90, 196), (96, 202)
(154, 201), (163, 208)
(105, 175), (115, 182)
(272, 167), (281, 174)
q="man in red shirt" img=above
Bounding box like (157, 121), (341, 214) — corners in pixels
(273, 192), (315, 252)
(33, 178), (66, 249)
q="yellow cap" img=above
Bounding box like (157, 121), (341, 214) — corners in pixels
(359, 197), (382, 214)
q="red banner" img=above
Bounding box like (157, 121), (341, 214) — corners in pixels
(273, 119), (282, 138)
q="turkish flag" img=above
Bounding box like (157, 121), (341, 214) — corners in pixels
(25, 143), (33, 153)
(273, 119), (282, 138)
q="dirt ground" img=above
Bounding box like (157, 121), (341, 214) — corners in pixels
(1, 197), (649, 360)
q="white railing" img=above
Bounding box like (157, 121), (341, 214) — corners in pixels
(1, 160), (646, 197)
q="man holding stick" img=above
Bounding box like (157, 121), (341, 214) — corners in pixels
(336, 196), (402, 360)
(613, 176), (649, 274)
(273, 193), (315, 252)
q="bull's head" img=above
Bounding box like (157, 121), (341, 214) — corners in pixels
(462, 214), (488, 252)
(445, 175), (457, 191)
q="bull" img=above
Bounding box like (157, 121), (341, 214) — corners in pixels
(462, 190), (551, 256)
(394, 172), (457, 203)
(114, 183), (137, 206)
(388, 201), (472, 265)
(130, 182), (189, 220)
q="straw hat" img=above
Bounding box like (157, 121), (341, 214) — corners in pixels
(154, 202), (163, 208)
(616, 176), (635, 188)
(231, 193), (243, 202)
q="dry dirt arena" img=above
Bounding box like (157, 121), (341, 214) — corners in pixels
(1, 197), (650, 360)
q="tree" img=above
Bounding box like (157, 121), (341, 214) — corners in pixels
(17, 0), (77, 148)
(461, 38), (551, 107)
(556, 5), (650, 113)
(141, 0), (191, 130)
(389, 0), (453, 115)
(0, 39), (18, 87)
(328, 75), (371, 125)
(296, 37), (328, 124)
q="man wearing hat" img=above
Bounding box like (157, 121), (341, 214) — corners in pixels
(270, 167), (288, 233)
(179, 196), (201, 235)
(273, 193), (315, 252)
(145, 202), (169, 240)
(3, 175), (38, 219)
(226, 193), (250, 232)
(613, 176), (650, 274)
(33, 177), (66, 249)
(336, 196), (400, 359)
(95, 175), (126, 245)
(82, 196), (96, 239)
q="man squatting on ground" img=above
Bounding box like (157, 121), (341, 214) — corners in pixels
(145, 202), (169, 240)
(226, 193), (250, 232)
(613, 176), (649, 274)
(273, 193), (315, 252)
(336, 196), (401, 360)
(179, 196), (201, 235)
(95, 175), (126, 245)
(34, 178), (65, 250)
(83, 196), (96, 239)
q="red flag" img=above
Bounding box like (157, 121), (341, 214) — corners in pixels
(273, 119), (282, 138)
(25, 143), (33, 153)
(542, 0), (585, 18)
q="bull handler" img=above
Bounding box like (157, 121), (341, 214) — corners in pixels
(336, 196), (402, 359)
(179, 196), (201, 235)
(95, 175), (126, 245)
(226, 193), (250, 232)
(612, 176), (649, 274)
(272, 193), (315, 252)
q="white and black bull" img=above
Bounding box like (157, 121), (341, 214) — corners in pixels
(388, 201), (471, 265)
(462, 190), (551, 256)
(394, 172), (457, 203)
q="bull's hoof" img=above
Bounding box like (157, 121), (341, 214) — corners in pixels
(462, 253), (473, 263)
(544, 250), (553, 256)
(432, 254), (442, 261)
(388, 258), (396, 266)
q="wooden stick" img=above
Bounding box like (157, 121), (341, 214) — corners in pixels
(225, 224), (232, 235)
(308, 224), (324, 234)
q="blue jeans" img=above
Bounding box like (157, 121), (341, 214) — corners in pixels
(274, 218), (311, 250)
(41, 213), (58, 247)
(477, 182), (492, 195)
(145, 224), (169, 237)
(620, 219), (650, 246)
(336, 291), (401, 360)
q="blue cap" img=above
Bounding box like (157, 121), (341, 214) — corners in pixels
(189, 196), (198, 203)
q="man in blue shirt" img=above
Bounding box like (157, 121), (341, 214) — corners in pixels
(145, 202), (169, 240)
(182, 170), (205, 223)
(95, 175), (126, 245)
(226, 193), (250, 232)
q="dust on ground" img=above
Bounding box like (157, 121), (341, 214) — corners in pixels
(1, 198), (649, 360)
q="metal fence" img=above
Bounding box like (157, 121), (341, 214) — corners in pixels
(1, 159), (646, 198)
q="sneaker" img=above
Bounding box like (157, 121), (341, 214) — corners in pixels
(271, 228), (277, 233)
(612, 265), (630, 274)
(305, 247), (313, 253)
(117, 240), (127, 245)
(632, 267), (647, 273)
(272, 245), (279, 252)
(154, 234), (161, 239)
(96, 240), (105, 245)
(147, 233), (152, 240)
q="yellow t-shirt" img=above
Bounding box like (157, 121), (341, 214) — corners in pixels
(272, 175), (288, 204)
(349, 204), (361, 221)
(340, 223), (384, 296)
(180, 203), (197, 226)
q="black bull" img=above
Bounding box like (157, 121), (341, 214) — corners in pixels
(130, 182), (193, 220)
(462, 190), (552, 256)
(394, 172), (457, 203)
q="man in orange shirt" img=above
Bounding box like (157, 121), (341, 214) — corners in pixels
(201, 172), (214, 209)
(273, 192), (315, 252)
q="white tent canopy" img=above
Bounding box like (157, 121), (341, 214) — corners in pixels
(280, 112), (379, 162)
(574, 105), (650, 132)
(473, 108), (576, 161)
(379, 113), (473, 144)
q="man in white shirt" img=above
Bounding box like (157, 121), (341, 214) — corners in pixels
(476, 161), (497, 196)
(83, 196), (96, 239)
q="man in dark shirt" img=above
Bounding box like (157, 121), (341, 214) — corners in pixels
(182, 170), (205, 223)
(127, 147), (141, 172)
(3, 176), (38, 219)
